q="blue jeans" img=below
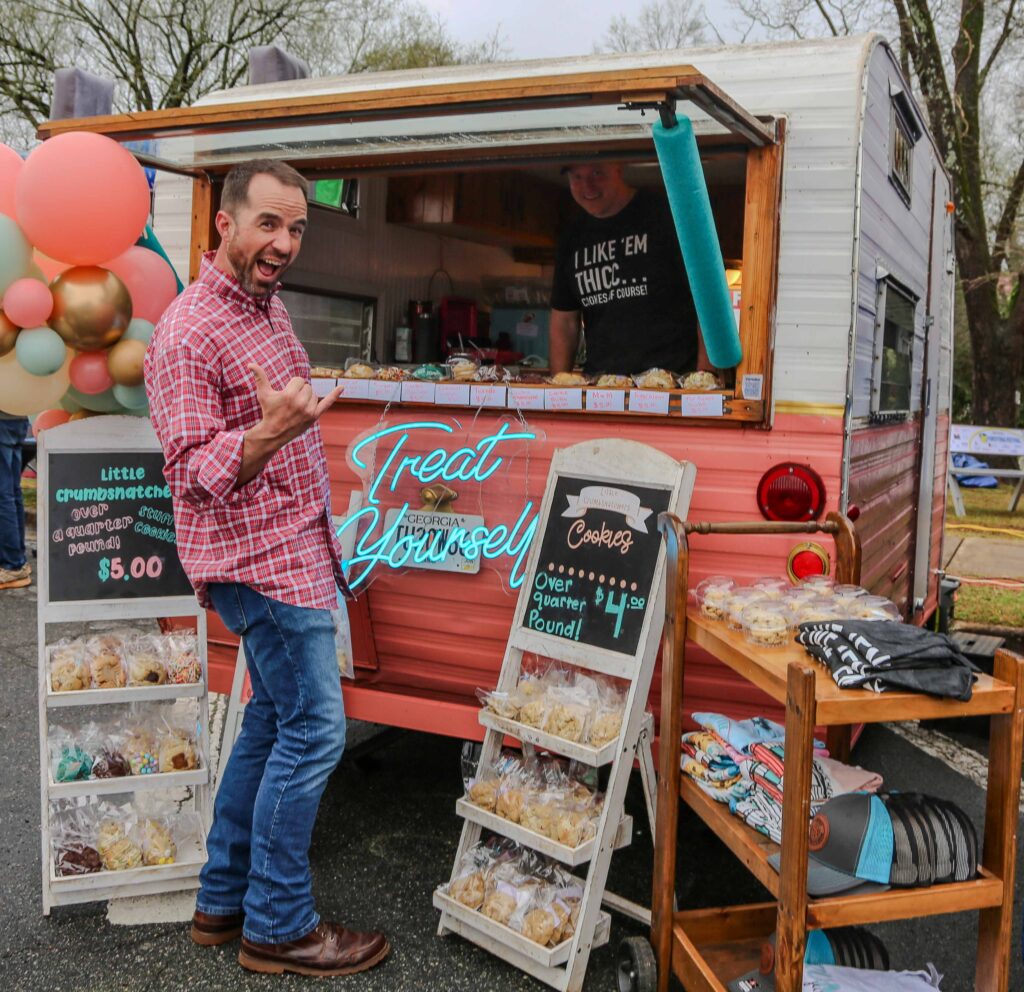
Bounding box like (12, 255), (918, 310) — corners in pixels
(0, 419), (28, 571)
(199, 583), (345, 943)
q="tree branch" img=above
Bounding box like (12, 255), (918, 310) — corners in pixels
(979, 0), (1018, 89)
(993, 153), (1024, 272)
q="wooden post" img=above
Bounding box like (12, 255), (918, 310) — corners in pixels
(653, 512), (689, 992)
(827, 510), (862, 585)
(975, 649), (1024, 991)
(774, 663), (816, 992)
(189, 175), (215, 282)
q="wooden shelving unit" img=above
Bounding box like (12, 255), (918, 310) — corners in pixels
(649, 512), (1024, 992)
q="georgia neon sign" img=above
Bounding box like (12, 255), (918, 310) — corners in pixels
(336, 420), (539, 589)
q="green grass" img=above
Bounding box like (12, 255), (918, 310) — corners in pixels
(954, 583), (1024, 628)
(945, 484), (1024, 628)
(946, 485), (1023, 535)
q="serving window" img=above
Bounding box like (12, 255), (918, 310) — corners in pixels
(39, 64), (782, 425)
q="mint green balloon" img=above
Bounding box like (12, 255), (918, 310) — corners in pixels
(112, 382), (149, 410)
(15, 326), (67, 375)
(122, 318), (155, 344)
(0, 215), (32, 294)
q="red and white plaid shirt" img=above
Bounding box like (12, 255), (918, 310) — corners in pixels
(145, 252), (348, 610)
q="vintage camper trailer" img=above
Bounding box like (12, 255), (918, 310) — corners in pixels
(39, 34), (954, 731)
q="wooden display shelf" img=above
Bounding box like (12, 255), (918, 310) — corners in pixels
(652, 513), (1024, 992)
(46, 683), (204, 708)
(433, 888), (610, 969)
(686, 609), (1016, 725)
(49, 767), (207, 798)
(680, 777), (1004, 928)
(455, 798), (632, 867)
(477, 711), (620, 766)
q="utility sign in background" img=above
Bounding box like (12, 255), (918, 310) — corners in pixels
(527, 475), (671, 655)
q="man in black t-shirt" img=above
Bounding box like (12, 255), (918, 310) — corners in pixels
(549, 163), (707, 376)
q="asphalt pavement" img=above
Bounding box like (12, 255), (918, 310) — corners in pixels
(2, 569), (1023, 992)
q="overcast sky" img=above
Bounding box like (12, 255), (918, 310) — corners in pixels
(418, 1), (735, 60)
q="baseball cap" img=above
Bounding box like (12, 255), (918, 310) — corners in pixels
(726, 926), (889, 991)
(766, 792), (978, 896)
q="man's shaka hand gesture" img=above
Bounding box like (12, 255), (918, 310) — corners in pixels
(248, 363), (344, 448)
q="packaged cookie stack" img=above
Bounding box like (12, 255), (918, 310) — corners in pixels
(48, 712), (201, 784)
(692, 575), (903, 648)
(50, 800), (201, 876)
(442, 839), (584, 948)
(48, 630), (202, 692)
(463, 750), (603, 850)
(477, 665), (627, 749)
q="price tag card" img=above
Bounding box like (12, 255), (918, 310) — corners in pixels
(586, 389), (626, 412)
(507, 386), (545, 410)
(545, 388), (583, 411)
(679, 393), (725, 417)
(628, 389), (670, 415)
(434, 383), (471, 406)
(337, 379), (370, 400)
(311, 377), (338, 398)
(401, 381), (436, 404)
(741, 374), (763, 401)
(367, 380), (401, 403)
(470, 384), (507, 408)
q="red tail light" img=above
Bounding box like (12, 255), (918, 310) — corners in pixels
(787, 542), (830, 581)
(757, 463), (826, 521)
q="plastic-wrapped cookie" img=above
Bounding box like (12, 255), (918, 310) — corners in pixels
(846, 594), (901, 621)
(481, 889), (517, 926)
(740, 603), (790, 647)
(495, 787), (526, 824)
(343, 363), (374, 379)
(594, 374), (631, 388)
(522, 907), (556, 946)
(159, 732), (197, 772)
(588, 709), (622, 747)
(543, 703), (586, 743)
(50, 650), (90, 692)
(679, 370), (721, 390)
(694, 575), (736, 621)
(468, 778), (499, 811)
(449, 360), (479, 382)
(632, 368), (675, 389)
(102, 836), (143, 871)
(141, 818), (176, 866)
(449, 871), (485, 909)
(724, 588), (770, 630)
(517, 697), (547, 729)
(547, 371), (589, 386)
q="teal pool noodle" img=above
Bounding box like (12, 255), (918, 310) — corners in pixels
(652, 117), (742, 369)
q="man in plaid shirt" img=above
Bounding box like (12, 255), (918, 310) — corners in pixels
(145, 160), (388, 977)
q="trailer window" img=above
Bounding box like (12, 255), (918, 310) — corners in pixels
(889, 88), (920, 207)
(279, 288), (374, 368)
(872, 279), (916, 416)
(311, 179), (359, 218)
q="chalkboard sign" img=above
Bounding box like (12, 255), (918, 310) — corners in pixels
(46, 450), (192, 603)
(524, 475), (672, 655)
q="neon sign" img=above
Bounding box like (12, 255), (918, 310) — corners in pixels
(337, 420), (540, 590)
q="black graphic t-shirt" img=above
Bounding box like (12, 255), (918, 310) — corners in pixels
(550, 188), (699, 375)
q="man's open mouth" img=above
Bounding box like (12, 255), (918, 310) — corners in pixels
(256, 256), (285, 278)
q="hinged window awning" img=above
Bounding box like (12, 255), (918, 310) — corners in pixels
(35, 66), (777, 176)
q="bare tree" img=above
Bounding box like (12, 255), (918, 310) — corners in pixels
(595, 0), (708, 53)
(0, 0), (505, 151)
(736, 0), (1024, 427)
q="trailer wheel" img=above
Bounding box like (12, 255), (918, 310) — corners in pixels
(617, 936), (656, 992)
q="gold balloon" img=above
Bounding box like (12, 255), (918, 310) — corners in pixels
(48, 265), (132, 350)
(107, 337), (147, 386)
(0, 310), (17, 357)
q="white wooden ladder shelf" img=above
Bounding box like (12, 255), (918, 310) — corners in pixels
(435, 438), (695, 992)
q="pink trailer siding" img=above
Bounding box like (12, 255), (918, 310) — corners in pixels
(207, 404), (845, 735)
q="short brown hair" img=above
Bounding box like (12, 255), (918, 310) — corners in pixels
(221, 160), (308, 214)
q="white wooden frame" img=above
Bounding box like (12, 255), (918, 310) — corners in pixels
(435, 438), (695, 992)
(37, 417), (210, 913)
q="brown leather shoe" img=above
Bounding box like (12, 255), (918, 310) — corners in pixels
(191, 910), (245, 946)
(239, 920), (390, 976)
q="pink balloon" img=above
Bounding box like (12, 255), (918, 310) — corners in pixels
(15, 133), (150, 266)
(102, 246), (178, 323)
(34, 251), (71, 282)
(32, 407), (71, 437)
(2, 277), (53, 327)
(0, 144), (22, 219)
(69, 350), (114, 394)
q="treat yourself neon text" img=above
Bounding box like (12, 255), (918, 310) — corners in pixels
(337, 421), (539, 589)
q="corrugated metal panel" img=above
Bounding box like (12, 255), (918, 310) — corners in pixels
(850, 45), (942, 420)
(312, 407), (843, 725)
(847, 419), (920, 610)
